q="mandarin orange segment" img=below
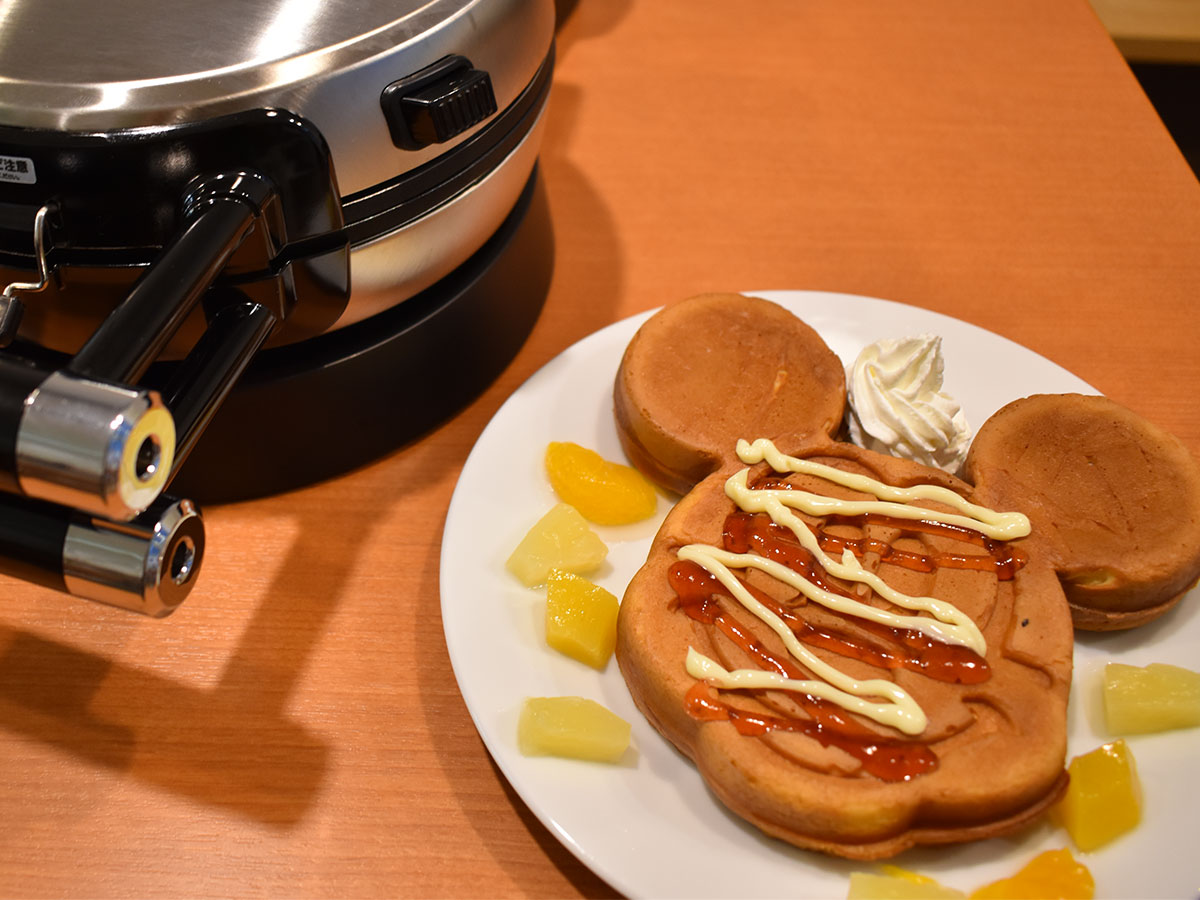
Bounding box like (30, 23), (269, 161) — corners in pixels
(545, 441), (656, 525)
(968, 848), (1094, 899)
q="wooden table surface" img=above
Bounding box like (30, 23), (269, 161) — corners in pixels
(2, 2), (1198, 897)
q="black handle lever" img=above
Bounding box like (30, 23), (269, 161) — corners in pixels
(69, 171), (281, 386)
(0, 173), (286, 525)
(0, 109), (352, 615)
(0, 490), (203, 618)
(161, 291), (278, 476)
(0, 175), (277, 613)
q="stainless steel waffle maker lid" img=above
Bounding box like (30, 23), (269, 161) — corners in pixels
(0, 0), (555, 344)
(1, 0), (551, 195)
(0, 0), (556, 616)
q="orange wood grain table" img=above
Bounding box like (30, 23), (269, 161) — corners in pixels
(1, 2), (1198, 897)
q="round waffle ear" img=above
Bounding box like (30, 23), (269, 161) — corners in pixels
(965, 393), (1200, 631)
(613, 293), (847, 495)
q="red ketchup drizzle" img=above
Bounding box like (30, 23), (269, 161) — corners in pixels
(683, 681), (937, 782)
(669, 561), (937, 782)
(722, 513), (991, 685)
(821, 513), (1027, 581)
(748, 476), (1026, 580)
(668, 494), (1022, 782)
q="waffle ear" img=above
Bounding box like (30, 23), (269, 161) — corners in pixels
(613, 293), (846, 495)
(966, 393), (1200, 631)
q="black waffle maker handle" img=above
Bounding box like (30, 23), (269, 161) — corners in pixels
(0, 109), (350, 617)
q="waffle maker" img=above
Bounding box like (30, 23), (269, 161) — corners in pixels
(0, 0), (556, 615)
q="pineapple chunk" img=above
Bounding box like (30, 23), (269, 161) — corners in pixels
(545, 441), (656, 525)
(505, 503), (608, 587)
(545, 570), (619, 669)
(1051, 740), (1140, 852)
(969, 849), (1093, 900)
(847, 868), (965, 899)
(847, 853), (1095, 900)
(1103, 662), (1200, 735)
(517, 696), (631, 762)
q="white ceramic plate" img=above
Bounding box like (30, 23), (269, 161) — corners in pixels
(441, 290), (1199, 899)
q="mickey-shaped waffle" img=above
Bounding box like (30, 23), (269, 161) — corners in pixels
(612, 293), (1200, 859)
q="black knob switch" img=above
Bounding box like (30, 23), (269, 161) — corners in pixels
(381, 55), (498, 151)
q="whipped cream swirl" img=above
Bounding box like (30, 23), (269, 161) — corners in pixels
(845, 335), (971, 474)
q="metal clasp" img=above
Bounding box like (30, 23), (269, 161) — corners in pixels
(0, 203), (56, 346)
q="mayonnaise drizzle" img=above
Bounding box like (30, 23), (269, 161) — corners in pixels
(736, 439), (1029, 541)
(685, 647), (927, 736)
(679, 438), (1031, 736)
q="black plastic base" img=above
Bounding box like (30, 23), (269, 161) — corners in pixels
(157, 165), (552, 503)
